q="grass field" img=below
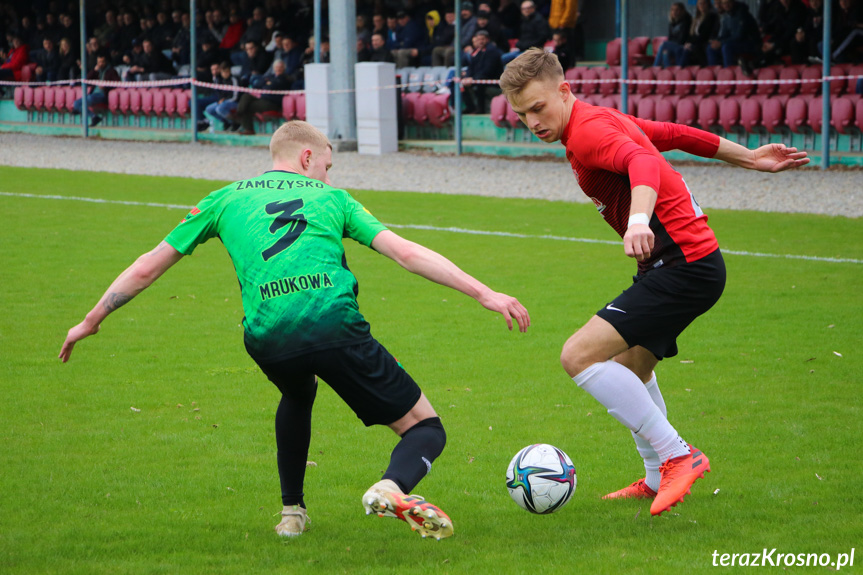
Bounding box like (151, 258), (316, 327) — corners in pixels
(1, 165), (861, 574)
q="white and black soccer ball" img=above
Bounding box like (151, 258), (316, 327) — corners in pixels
(506, 444), (577, 514)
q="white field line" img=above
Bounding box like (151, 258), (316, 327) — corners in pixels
(2, 191), (860, 265)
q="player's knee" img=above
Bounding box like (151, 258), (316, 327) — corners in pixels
(560, 337), (591, 377)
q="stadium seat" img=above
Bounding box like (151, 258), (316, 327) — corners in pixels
(118, 88), (130, 114)
(490, 94), (509, 128)
(654, 68), (674, 96)
(580, 68), (600, 95)
(408, 67), (429, 93)
(412, 92), (429, 125)
(505, 101), (521, 128)
(697, 96), (719, 129)
(108, 88), (122, 114)
(636, 96), (656, 119)
(676, 96), (699, 126)
(175, 89), (190, 116)
(43, 87), (56, 112)
(651, 36), (667, 61)
(424, 93), (451, 128)
(396, 66), (415, 88)
(599, 67), (619, 96)
(606, 38), (621, 66)
(294, 93), (306, 120)
(831, 96), (855, 134)
(755, 67), (778, 97)
(64, 87), (80, 113)
(785, 96), (809, 133)
(564, 67), (583, 93)
(762, 97), (785, 133)
(718, 98), (741, 132)
(628, 36), (650, 66)
(401, 93), (415, 123)
(281, 94), (296, 120)
(856, 98), (863, 132)
(625, 68), (638, 94)
(740, 97), (761, 132)
(655, 97), (675, 122)
(673, 68), (693, 96)
(830, 65), (846, 96)
(22, 86), (34, 110)
(777, 67), (800, 97)
(32, 87), (45, 111)
(732, 67), (755, 97)
(151, 89), (165, 116)
(20, 62), (36, 83)
(713, 67), (734, 97)
(403, 91), (423, 122)
(799, 66), (821, 95)
(599, 95), (619, 110)
(140, 89), (154, 115)
(694, 68), (715, 96)
(808, 96), (823, 132)
(53, 86), (66, 112)
(162, 89), (177, 116)
(13, 86), (24, 110)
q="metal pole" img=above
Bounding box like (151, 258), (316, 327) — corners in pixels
(190, 0), (198, 143)
(314, 0), (322, 63)
(620, 0), (628, 115)
(454, 0), (462, 156)
(328, 0), (356, 141)
(821, 0), (832, 170)
(79, 0), (88, 138)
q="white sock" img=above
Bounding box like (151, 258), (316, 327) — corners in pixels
(574, 362), (689, 466)
(631, 373), (665, 491)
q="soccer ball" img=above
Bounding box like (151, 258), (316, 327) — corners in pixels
(506, 444), (577, 514)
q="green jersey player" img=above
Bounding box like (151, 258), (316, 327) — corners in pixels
(59, 121), (529, 540)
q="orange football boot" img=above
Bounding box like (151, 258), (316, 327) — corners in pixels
(362, 479), (454, 539)
(650, 445), (710, 516)
(602, 478), (657, 500)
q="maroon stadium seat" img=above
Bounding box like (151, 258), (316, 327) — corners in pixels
(655, 97), (675, 122)
(830, 65), (846, 95)
(718, 98), (741, 132)
(281, 94), (296, 120)
(599, 95), (619, 110)
(714, 67), (735, 97)
(762, 97), (785, 133)
(13, 86), (24, 109)
(654, 68), (674, 96)
(755, 67), (778, 97)
(800, 66), (821, 95)
(580, 68), (600, 95)
(636, 96), (656, 119)
(676, 96), (699, 126)
(856, 98), (863, 132)
(697, 96), (719, 129)
(425, 94), (452, 128)
(599, 67), (619, 96)
(22, 86), (34, 110)
(636, 67), (655, 96)
(401, 93), (414, 123)
(564, 67), (583, 93)
(733, 67), (755, 97)
(579, 94), (600, 106)
(626, 68), (638, 94)
(740, 97), (761, 132)
(807, 96), (823, 132)
(20, 62), (36, 83)
(694, 68), (715, 96)
(490, 94), (508, 128)
(777, 67), (800, 97)
(606, 38), (621, 66)
(785, 96), (809, 133)
(831, 96), (855, 134)
(629, 36), (650, 66)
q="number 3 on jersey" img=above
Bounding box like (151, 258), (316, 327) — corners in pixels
(262, 199), (308, 261)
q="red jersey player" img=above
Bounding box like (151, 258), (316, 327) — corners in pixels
(500, 48), (809, 516)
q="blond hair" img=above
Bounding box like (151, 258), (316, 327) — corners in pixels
(499, 48), (565, 99)
(269, 120), (332, 162)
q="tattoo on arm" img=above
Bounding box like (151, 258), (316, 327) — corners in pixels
(103, 292), (133, 312)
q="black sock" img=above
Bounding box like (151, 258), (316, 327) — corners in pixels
(275, 388), (316, 508)
(382, 417), (446, 493)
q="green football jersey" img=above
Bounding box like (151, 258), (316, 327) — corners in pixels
(164, 170), (388, 361)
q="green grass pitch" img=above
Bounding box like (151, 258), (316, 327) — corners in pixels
(0, 166), (861, 574)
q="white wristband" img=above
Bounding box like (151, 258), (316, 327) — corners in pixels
(628, 213), (650, 228)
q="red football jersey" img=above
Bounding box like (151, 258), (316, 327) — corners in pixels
(561, 99), (720, 273)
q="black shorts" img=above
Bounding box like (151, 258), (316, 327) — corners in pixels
(596, 249), (726, 360)
(249, 337), (422, 427)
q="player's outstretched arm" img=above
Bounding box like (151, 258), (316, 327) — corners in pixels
(714, 138), (810, 172)
(371, 230), (530, 332)
(59, 242), (184, 362)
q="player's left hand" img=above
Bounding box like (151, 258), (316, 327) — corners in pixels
(477, 291), (531, 333)
(624, 224), (654, 262)
(751, 144), (810, 172)
(59, 321), (100, 363)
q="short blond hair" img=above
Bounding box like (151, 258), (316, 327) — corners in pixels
(499, 48), (564, 99)
(269, 120), (332, 162)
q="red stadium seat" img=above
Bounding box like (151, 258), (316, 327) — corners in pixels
(636, 68), (654, 95)
(629, 36), (650, 66)
(785, 96), (809, 133)
(654, 68), (674, 96)
(800, 66), (821, 95)
(762, 97), (785, 133)
(505, 100), (521, 128)
(676, 96), (699, 126)
(718, 98), (741, 132)
(599, 67), (619, 96)
(490, 94), (508, 128)
(140, 89), (154, 115)
(108, 88), (121, 114)
(580, 68), (600, 95)
(777, 67), (800, 97)
(733, 67), (755, 97)
(20, 62), (36, 83)
(636, 96), (655, 119)
(755, 67), (778, 97)
(856, 98), (863, 132)
(694, 68), (715, 96)
(740, 97), (762, 132)
(22, 86), (34, 110)
(808, 96), (823, 132)
(294, 93), (306, 120)
(565, 67), (583, 93)
(830, 65), (846, 95)
(599, 95), (619, 110)
(831, 96), (855, 134)
(403, 91), (422, 123)
(163, 89), (177, 116)
(425, 93), (452, 128)
(175, 89), (190, 116)
(654, 97), (675, 122)
(401, 93), (415, 123)
(606, 38), (621, 66)
(44, 87), (56, 112)
(64, 87), (79, 112)
(119, 88), (130, 114)
(151, 89), (164, 115)
(697, 96), (719, 129)
(714, 67), (735, 97)
(412, 92), (429, 125)
(32, 87), (45, 111)
(53, 86), (66, 112)
(281, 94), (296, 120)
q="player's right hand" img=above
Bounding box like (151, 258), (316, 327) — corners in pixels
(624, 224), (654, 262)
(477, 291), (531, 333)
(59, 321), (101, 363)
